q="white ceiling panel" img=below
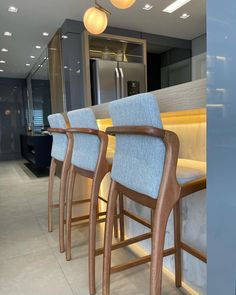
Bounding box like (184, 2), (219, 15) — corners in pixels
(0, 0), (206, 78)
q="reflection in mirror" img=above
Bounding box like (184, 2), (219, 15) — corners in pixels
(27, 49), (52, 133)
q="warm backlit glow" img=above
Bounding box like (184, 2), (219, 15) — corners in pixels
(83, 7), (108, 35)
(110, 0), (136, 9)
(97, 109), (206, 128)
(97, 108), (206, 158)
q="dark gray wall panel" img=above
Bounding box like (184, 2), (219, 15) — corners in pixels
(192, 34), (206, 56)
(0, 78), (27, 161)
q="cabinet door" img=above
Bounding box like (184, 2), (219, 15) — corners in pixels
(91, 59), (119, 104)
(118, 62), (146, 98)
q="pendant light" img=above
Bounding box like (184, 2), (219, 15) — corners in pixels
(83, 1), (110, 35)
(110, 0), (136, 9)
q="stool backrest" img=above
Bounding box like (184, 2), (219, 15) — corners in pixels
(48, 113), (68, 162)
(109, 93), (165, 199)
(67, 108), (100, 172)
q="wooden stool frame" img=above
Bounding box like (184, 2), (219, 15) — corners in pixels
(48, 128), (96, 253)
(65, 128), (120, 295)
(102, 125), (207, 295)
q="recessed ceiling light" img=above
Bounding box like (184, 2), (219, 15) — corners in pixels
(30, 56), (35, 59)
(1, 48), (8, 52)
(8, 6), (18, 13)
(43, 32), (49, 36)
(143, 4), (153, 10)
(4, 31), (12, 36)
(0, 60), (6, 64)
(180, 13), (190, 19)
(163, 0), (191, 13)
(26, 63), (31, 66)
(35, 45), (41, 49)
(0, 69), (4, 72)
(62, 35), (68, 39)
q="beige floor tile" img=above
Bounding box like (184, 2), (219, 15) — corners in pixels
(0, 161), (190, 295)
(0, 249), (74, 295)
(0, 214), (49, 261)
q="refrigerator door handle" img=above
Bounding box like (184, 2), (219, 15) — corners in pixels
(119, 67), (125, 98)
(115, 67), (120, 99)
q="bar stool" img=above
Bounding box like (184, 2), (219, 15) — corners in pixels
(65, 108), (120, 295)
(48, 113), (75, 253)
(47, 113), (69, 236)
(102, 93), (181, 295)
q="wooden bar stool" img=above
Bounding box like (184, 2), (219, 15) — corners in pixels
(102, 93), (181, 295)
(47, 113), (69, 240)
(48, 114), (75, 253)
(65, 108), (120, 295)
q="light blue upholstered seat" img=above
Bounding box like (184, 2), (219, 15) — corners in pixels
(67, 108), (100, 172)
(48, 113), (68, 162)
(109, 93), (166, 199)
(177, 158), (206, 185)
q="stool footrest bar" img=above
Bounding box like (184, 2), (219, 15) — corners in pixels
(123, 209), (152, 229)
(65, 211), (107, 224)
(52, 199), (91, 208)
(95, 232), (152, 256)
(110, 247), (175, 274)
(180, 242), (207, 263)
(98, 195), (108, 203)
(111, 255), (151, 273)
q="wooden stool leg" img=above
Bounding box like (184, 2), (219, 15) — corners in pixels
(89, 175), (101, 295)
(174, 201), (182, 287)
(150, 206), (171, 295)
(102, 181), (118, 295)
(65, 166), (76, 261)
(48, 158), (56, 232)
(119, 193), (125, 241)
(59, 162), (70, 253)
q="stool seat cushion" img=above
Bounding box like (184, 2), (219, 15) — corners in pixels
(48, 113), (68, 162)
(177, 158), (206, 185)
(67, 108), (100, 172)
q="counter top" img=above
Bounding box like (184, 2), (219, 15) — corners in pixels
(90, 79), (206, 119)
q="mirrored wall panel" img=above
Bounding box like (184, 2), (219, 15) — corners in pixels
(27, 49), (51, 133)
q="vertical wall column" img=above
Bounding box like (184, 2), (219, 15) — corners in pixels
(48, 30), (66, 114)
(207, 0), (236, 294)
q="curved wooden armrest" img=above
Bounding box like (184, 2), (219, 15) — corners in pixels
(66, 128), (99, 135)
(180, 176), (206, 198)
(47, 128), (66, 134)
(106, 125), (167, 139)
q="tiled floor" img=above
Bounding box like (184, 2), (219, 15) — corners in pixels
(0, 161), (188, 295)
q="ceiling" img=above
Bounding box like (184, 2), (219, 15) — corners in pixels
(0, 0), (206, 79)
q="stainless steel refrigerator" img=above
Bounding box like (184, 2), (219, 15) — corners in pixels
(90, 59), (146, 105)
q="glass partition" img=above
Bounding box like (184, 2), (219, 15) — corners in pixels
(27, 49), (51, 133)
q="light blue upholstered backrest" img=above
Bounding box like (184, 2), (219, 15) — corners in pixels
(67, 108), (100, 172)
(109, 93), (166, 199)
(48, 113), (68, 162)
